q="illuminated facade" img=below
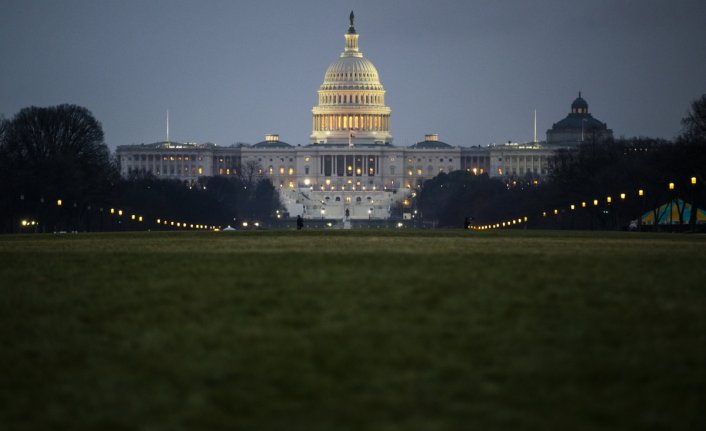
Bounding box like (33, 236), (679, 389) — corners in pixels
(117, 13), (563, 220)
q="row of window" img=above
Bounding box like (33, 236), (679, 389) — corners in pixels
(320, 93), (383, 105)
(328, 72), (376, 80)
(406, 166), (455, 176)
(125, 154), (203, 162)
(408, 157), (454, 163)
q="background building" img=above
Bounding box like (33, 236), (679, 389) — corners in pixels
(117, 14), (586, 220)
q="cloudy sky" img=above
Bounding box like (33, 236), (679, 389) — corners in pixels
(1, 0), (705, 150)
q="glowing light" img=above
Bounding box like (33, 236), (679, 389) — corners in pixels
(691, 177), (697, 185)
(138, 216), (143, 222)
(543, 212), (547, 217)
(157, 218), (161, 224)
(669, 182), (675, 190)
(118, 210), (123, 216)
(303, 178), (311, 186)
(523, 216), (528, 222)
(570, 204), (575, 210)
(593, 199), (598, 206)
(553, 209), (558, 215)
(638, 189), (644, 197)
(582, 202), (586, 208)
(57, 199), (62, 206)
(110, 208), (115, 214)
(620, 193), (626, 200)
(131, 214), (136, 220)
(606, 196), (612, 203)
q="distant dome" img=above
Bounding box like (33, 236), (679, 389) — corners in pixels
(410, 134), (452, 149)
(546, 92), (613, 146)
(252, 134), (292, 148)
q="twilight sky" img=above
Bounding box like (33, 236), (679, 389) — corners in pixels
(1, 0), (705, 150)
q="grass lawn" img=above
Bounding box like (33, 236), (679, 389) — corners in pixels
(0, 229), (704, 430)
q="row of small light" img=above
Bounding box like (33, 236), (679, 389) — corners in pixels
(19, 199), (220, 231)
(471, 176), (699, 231)
(154, 218), (218, 230)
(116, 209), (219, 230)
(470, 216), (529, 230)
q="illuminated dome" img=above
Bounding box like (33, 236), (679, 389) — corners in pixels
(310, 11), (392, 145)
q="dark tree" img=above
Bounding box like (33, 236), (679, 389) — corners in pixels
(681, 94), (706, 142)
(0, 105), (116, 232)
(252, 178), (281, 221)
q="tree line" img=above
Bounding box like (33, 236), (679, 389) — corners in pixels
(417, 95), (706, 231)
(0, 105), (281, 233)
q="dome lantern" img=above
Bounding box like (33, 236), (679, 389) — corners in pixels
(571, 91), (589, 114)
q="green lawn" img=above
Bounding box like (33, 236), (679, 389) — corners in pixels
(0, 230), (704, 431)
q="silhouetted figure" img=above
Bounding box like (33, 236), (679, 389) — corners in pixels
(464, 216), (471, 230)
(296, 215), (304, 230)
(345, 208), (350, 218)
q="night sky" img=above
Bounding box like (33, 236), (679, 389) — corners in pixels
(2, 0), (705, 150)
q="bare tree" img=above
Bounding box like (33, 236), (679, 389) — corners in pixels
(238, 159), (263, 189)
(0, 105), (115, 231)
(681, 94), (706, 142)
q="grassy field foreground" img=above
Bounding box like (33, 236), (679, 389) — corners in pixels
(0, 230), (704, 430)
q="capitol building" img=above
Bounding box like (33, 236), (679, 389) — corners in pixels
(117, 13), (611, 220)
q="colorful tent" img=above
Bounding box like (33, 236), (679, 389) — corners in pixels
(640, 199), (706, 225)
